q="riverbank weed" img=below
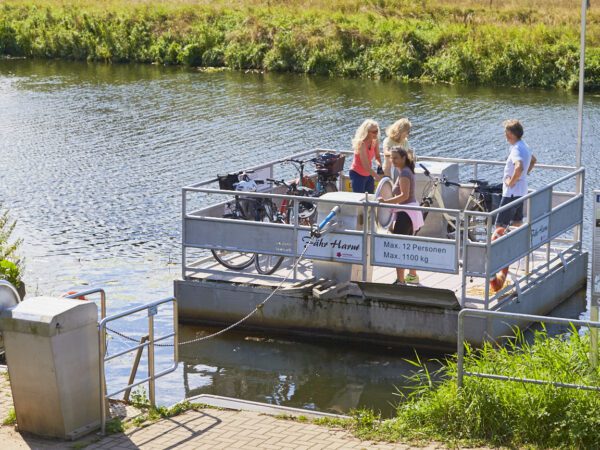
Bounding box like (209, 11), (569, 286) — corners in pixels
(348, 328), (600, 448)
(2, 407), (16, 426)
(1, 1), (599, 89)
(0, 205), (23, 289)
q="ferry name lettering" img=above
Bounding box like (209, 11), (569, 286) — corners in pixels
(302, 236), (360, 251)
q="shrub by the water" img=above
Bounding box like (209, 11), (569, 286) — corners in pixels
(1, 0), (600, 90)
(349, 328), (600, 449)
(0, 206), (23, 289)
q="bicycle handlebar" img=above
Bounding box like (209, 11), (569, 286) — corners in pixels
(418, 163), (431, 177)
(286, 158), (306, 165)
(445, 180), (461, 187)
(267, 178), (289, 187)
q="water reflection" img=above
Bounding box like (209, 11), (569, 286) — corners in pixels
(178, 326), (443, 417)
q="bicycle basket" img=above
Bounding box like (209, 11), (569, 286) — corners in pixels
(315, 153), (345, 175)
(217, 173), (239, 191)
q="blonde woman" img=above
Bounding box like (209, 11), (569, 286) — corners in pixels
(349, 119), (383, 194)
(383, 118), (413, 182)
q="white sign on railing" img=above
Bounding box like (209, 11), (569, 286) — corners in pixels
(372, 236), (457, 273)
(297, 231), (363, 262)
(531, 216), (550, 249)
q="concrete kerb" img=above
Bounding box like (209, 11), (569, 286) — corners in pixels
(184, 394), (350, 420)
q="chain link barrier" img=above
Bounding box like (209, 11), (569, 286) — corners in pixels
(103, 239), (314, 349)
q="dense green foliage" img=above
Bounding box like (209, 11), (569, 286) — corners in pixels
(345, 329), (600, 449)
(1, 1), (600, 89)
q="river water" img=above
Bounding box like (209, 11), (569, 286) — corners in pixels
(0, 59), (598, 417)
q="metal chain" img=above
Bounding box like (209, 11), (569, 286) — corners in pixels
(176, 240), (313, 346)
(102, 238), (314, 348)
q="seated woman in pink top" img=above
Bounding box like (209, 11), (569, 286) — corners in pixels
(349, 119), (383, 194)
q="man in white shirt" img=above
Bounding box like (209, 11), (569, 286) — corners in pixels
(495, 119), (537, 229)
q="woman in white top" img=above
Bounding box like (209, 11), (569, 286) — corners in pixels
(382, 118), (414, 182)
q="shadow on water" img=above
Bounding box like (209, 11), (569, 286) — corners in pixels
(177, 324), (447, 418)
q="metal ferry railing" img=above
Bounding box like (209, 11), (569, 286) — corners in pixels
(457, 309), (600, 390)
(97, 296), (178, 434)
(181, 148), (584, 310)
(461, 167), (584, 309)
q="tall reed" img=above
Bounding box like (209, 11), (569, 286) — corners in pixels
(350, 327), (600, 448)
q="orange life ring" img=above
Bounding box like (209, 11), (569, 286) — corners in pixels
(61, 290), (87, 301)
(490, 227), (509, 292)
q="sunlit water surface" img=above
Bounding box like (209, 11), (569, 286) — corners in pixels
(0, 60), (598, 416)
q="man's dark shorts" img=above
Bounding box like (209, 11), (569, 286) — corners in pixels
(495, 195), (524, 227)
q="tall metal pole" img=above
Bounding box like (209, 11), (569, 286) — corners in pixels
(576, 0), (588, 179)
(574, 0), (588, 248)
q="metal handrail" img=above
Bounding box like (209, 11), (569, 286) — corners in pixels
(186, 185), (462, 215)
(65, 287), (107, 320)
(186, 147), (328, 189)
(185, 148), (578, 190)
(462, 167), (584, 219)
(457, 309), (600, 390)
(98, 296), (178, 435)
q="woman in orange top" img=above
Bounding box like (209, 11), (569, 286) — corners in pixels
(349, 119), (383, 194)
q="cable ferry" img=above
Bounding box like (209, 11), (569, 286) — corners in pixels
(175, 150), (586, 350)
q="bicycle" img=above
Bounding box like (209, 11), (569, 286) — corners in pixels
(418, 164), (501, 242)
(212, 171), (280, 271)
(255, 155), (344, 275)
(251, 177), (321, 276)
(285, 152), (343, 196)
(267, 178), (317, 225)
(312, 152), (345, 195)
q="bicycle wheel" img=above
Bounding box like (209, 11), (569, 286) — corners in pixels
(211, 249), (255, 270)
(255, 201), (285, 275)
(211, 207), (256, 270)
(465, 193), (488, 242)
(286, 187), (317, 225)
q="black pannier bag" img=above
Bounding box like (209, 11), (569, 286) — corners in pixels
(217, 173), (239, 190)
(477, 182), (503, 212)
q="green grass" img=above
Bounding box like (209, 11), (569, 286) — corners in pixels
(125, 388), (209, 428)
(2, 407), (16, 426)
(104, 417), (125, 434)
(340, 328), (600, 449)
(1, 0), (600, 89)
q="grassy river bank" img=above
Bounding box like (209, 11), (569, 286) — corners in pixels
(1, 0), (600, 89)
(325, 329), (600, 449)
